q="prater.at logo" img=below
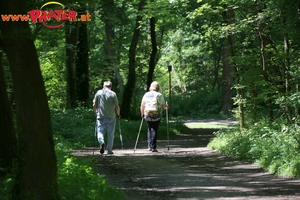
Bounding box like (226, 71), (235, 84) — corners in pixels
(29, 1), (91, 28)
(0, 1), (91, 29)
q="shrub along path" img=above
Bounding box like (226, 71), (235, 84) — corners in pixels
(73, 121), (300, 200)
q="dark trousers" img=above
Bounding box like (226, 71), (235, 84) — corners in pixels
(146, 120), (161, 149)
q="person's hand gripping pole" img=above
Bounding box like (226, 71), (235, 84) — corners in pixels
(134, 117), (144, 153)
(119, 118), (123, 149)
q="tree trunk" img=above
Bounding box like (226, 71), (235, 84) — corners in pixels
(281, 10), (293, 123)
(210, 38), (222, 91)
(146, 17), (158, 90)
(283, 36), (292, 123)
(0, 51), (17, 177)
(102, 0), (124, 93)
(76, 22), (89, 107)
(0, 1), (59, 198)
(295, 0), (300, 116)
(121, 0), (146, 118)
(221, 8), (245, 128)
(257, 22), (274, 120)
(66, 23), (78, 108)
(221, 9), (234, 117)
(221, 37), (233, 115)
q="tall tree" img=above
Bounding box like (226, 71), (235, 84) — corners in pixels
(101, 0), (124, 93)
(0, 51), (17, 177)
(66, 23), (78, 108)
(76, 21), (89, 106)
(221, 7), (235, 117)
(146, 17), (158, 90)
(0, 0), (59, 199)
(121, 0), (146, 118)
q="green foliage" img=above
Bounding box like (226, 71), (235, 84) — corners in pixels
(52, 107), (96, 148)
(55, 143), (123, 200)
(35, 28), (67, 109)
(171, 90), (224, 119)
(7, 0), (300, 198)
(52, 107), (189, 147)
(0, 175), (13, 200)
(41, 60), (66, 109)
(208, 119), (300, 177)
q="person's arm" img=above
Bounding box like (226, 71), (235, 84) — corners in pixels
(158, 94), (168, 109)
(114, 94), (121, 118)
(93, 103), (97, 113)
(93, 94), (98, 115)
(162, 103), (168, 109)
(140, 101), (145, 117)
(115, 104), (120, 118)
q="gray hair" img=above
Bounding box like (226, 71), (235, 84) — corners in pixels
(149, 81), (159, 91)
(103, 81), (112, 87)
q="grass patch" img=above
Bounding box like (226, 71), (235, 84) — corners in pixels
(56, 142), (123, 200)
(208, 119), (300, 178)
(184, 122), (233, 129)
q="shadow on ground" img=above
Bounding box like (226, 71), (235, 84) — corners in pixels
(73, 126), (300, 200)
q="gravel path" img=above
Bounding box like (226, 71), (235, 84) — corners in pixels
(73, 121), (300, 200)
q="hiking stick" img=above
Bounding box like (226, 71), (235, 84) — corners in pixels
(119, 119), (123, 149)
(93, 119), (97, 155)
(166, 102), (170, 150)
(134, 118), (144, 153)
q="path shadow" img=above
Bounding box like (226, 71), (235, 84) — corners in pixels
(73, 127), (300, 200)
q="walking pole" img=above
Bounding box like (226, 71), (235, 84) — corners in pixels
(93, 119), (97, 155)
(134, 118), (144, 153)
(166, 102), (170, 150)
(119, 119), (123, 149)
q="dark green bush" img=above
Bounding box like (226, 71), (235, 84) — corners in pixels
(51, 107), (96, 148)
(171, 90), (224, 119)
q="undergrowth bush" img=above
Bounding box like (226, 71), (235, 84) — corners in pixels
(51, 107), (189, 147)
(0, 137), (123, 200)
(0, 175), (13, 200)
(55, 141), (123, 200)
(171, 90), (224, 119)
(51, 107), (96, 148)
(208, 119), (300, 177)
(52, 108), (125, 199)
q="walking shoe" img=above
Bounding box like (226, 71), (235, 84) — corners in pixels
(148, 148), (153, 151)
(100, 144), (105, 154)
(107, 151), (114, 155)
(152, 149), (158, 152)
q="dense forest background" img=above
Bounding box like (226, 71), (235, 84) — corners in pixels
(1, 0), (300, 199)
(27, 0), (300, 124)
